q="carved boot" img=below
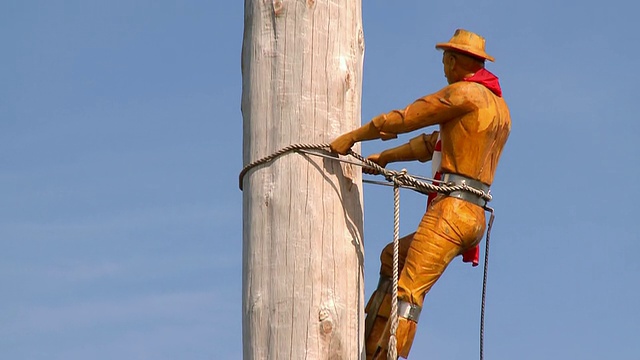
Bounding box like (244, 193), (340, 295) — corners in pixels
(369, 301), (420, 359)
(365, 233), (415, 359)
(364, 277), (392, 359)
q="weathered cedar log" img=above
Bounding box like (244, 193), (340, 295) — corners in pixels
(241, 0), (365, 359)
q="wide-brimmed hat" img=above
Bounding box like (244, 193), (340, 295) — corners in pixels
(435, 29), (495, 62)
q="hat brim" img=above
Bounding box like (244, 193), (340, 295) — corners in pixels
(436, 43), (495, 62)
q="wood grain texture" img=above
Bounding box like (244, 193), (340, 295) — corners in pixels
(241, 0), (365, 358)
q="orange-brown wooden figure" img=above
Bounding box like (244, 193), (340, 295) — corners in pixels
(330, 29), (511, 359)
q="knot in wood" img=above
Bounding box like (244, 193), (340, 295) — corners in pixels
(272, 0), (283, 15)
(318, 309), (334, 334)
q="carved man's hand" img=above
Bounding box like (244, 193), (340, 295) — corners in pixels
(363, 153), (387, 174)
(329, 133), (356, 155)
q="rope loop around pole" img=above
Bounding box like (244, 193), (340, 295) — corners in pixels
(238, 143), (331, 190)
(238, 143), (492, 205)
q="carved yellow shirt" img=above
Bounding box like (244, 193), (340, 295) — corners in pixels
(373, 81), (511, 185)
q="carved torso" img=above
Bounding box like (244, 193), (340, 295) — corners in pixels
(438, 82), (511, 185)
(374, 80), (511, 186)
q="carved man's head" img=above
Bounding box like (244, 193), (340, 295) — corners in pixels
(436, 29), (494, 84)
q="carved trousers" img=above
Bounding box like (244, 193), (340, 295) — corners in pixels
(390, 196), (485, 305)
(366, 196), (486, 358)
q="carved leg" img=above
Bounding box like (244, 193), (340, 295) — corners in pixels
(368, 198), (487, 358)
(371, 315), (419, 360)
(364, 276), (391, 346)
(364, 234), (414, 359)
(397, 198), (484, 307)
(364, 291), (391, 360)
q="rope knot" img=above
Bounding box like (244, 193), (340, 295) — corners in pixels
(385, 168), (408, 186)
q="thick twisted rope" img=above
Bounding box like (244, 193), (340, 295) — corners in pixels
(238, 143), (330, 190)
(348, 150), (491, 202)
(387, 177), (402, 360)
(239, 144), (492, 204)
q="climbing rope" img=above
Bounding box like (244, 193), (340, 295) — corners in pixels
(480, 208), (495, 360)
(238, 143), (331, 190)
(388, 177), (401, 360)
(239, 144), (492, 204)
(239, 143), (495, 360)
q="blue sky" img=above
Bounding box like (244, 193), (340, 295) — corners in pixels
(2, 1), (639, 359)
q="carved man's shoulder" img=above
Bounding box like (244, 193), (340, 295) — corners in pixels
(437, 82), (484, 110)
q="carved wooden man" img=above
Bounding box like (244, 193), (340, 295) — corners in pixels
(330, 29), (511, 359)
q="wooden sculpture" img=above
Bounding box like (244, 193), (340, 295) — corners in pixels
(330, 29), (512, 359)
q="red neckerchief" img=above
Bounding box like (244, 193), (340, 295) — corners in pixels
(464, 68), (502, 97)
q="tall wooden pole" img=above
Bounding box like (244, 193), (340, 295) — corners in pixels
(241, 0), (365, 358)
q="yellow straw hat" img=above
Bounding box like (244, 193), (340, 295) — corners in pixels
(435, 29), (495, 62)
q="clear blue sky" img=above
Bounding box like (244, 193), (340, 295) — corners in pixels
(2, 1), (639, 359)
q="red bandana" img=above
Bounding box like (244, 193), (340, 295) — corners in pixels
(464, 68), (502, 97)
